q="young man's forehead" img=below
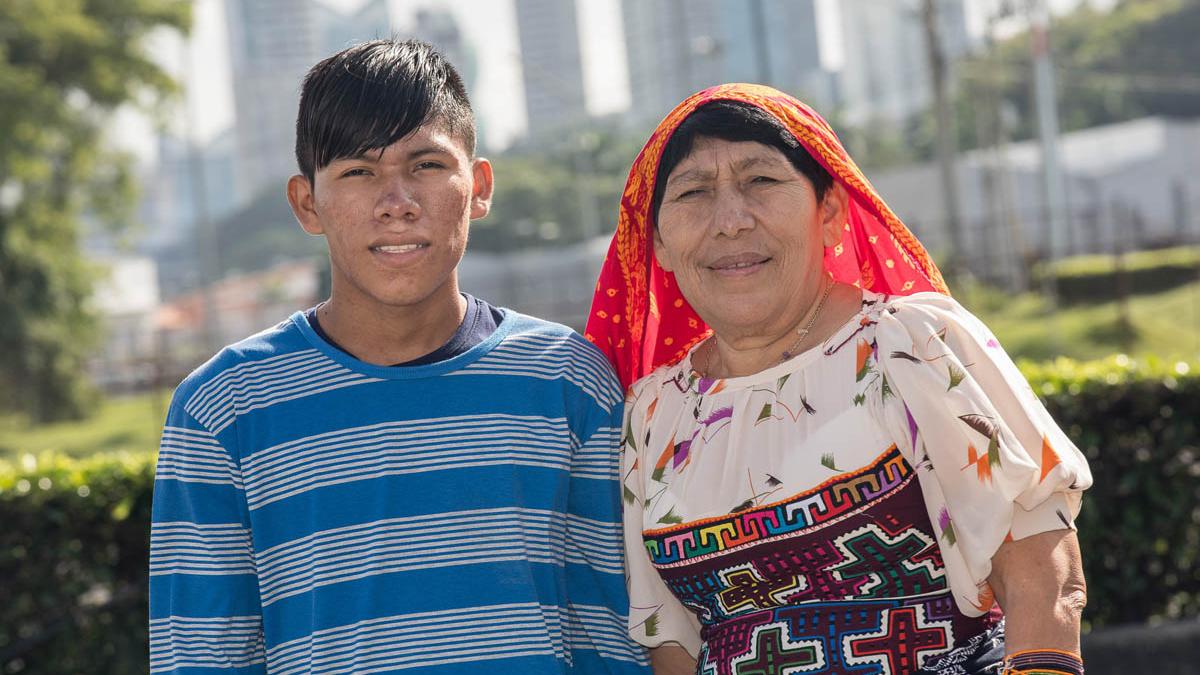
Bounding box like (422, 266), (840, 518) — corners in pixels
(328, 124), (468, 164)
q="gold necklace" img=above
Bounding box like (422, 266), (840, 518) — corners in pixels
(702, 280), (835, 377)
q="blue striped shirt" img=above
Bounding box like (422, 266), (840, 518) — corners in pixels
(149, 309), (650, 674)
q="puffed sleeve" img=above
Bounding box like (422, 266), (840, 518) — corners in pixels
(873, 292), (1092, 616)
(621, 377), (704, 656)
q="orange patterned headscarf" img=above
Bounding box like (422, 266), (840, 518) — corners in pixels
(586, 84), (949, 388)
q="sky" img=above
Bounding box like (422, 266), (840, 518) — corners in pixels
(109, 0), (1116, 164)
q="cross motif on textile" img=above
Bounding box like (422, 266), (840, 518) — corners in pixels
(733, 627), (820, 675)
(718, 566), (805, 613)
(849, 606), (948, 673)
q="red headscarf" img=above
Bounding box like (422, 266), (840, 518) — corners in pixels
(586, 84), (949, 388)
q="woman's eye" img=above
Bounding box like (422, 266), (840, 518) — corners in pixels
(750, 175), (777, 184)
(675, 188), (705, 200)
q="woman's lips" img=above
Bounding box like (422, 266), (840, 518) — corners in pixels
(707, 253), (771, 277)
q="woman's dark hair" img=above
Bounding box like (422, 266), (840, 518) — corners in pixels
(295, 39), (475, 183)
(651, 100), (834, 224)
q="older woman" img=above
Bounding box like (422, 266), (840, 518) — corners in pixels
(586, 84), (1091, 675)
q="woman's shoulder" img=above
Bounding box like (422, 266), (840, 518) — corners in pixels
(863, 290), (990, 337)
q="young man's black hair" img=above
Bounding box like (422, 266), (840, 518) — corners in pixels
(295, 38), (476, 184)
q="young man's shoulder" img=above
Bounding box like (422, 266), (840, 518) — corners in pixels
(171, 314), (309, 404)
(487, 308), (622, 401)
(495, 309), (612, 363)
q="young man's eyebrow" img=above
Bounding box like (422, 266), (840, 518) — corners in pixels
(404, 145), (454, 160)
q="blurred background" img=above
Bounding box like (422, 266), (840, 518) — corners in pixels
(1, 0), (1197, 673)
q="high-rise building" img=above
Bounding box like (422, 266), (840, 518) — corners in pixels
(838, 0), (970, 126)
(224, 0), (392, 206)
(514, 0), (588, 135)
(622, 0), (830, 126)
(317, 0), (392, 56)
(412, 7), (485, 148)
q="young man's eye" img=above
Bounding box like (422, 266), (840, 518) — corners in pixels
(341, 168), (372, 178)
(415, 161), (445, 171)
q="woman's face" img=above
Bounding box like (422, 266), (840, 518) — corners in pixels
(654, 137), (846, 336)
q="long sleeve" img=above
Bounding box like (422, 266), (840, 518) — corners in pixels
(874, 293), (1092, 616)
(563, 346), (652, 672)
(620, 380), (704, 657)
(149, 397), (265, 674)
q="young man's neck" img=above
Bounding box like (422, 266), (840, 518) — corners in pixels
(316, 280), (468, 367)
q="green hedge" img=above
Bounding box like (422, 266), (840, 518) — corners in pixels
(1021, 356), (1200, 628)
(0, 453), (155, 674)
(1, 357), (1198, 672)
(1039, 246), (1200, 305)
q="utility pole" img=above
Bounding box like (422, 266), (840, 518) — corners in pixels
(749, 0), (772, 84)
(1027, 0), (1065, 338)
(180, 29), (221, 355)
(921, 0), (965, 282)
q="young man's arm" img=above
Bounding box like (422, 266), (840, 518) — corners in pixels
(149, 399), (265, 674)
(562, 341), (652, 672)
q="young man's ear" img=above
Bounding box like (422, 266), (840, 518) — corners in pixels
(287, 174), (324, 235)
(469, 158), (494, 220)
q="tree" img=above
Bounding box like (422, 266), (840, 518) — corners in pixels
(0, 0), (190, 422)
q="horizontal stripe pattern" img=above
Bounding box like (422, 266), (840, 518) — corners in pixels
(184, 349), (382, 434)
(241, 414), (574, 510)
(574, 425), (622, 480)
(155, 426), (241, 488)
(266, 602), (644, 674)
(255, 507), (623, 607)
(149, 615), (264, 673)
(150, 522), (255, 577)
(450, 333), (623, 410)
(565, 604), (650, 665)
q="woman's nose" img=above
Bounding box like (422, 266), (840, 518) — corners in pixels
(711, 189), (754, 237)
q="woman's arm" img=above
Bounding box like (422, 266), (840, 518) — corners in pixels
(987, 528), (1087, 654)
(650, 645), (697, 675)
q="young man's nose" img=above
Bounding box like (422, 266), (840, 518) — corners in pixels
(374, 185), (421, 221)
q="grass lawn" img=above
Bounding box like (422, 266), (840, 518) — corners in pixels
(960, 278), (1200, 363)
(0, 390), (170, 461)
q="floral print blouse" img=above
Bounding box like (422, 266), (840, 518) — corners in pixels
(620, 291), (1092, 659)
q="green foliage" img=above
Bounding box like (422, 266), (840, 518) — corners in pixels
(0, 0), (190, 422)
(471, 124), (643, 252)
(960, 0), (1200, 149)
(1020, 356), (1200, 628)
(0, 452), (156, 674)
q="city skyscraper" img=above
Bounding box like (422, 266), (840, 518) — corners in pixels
(621, 0), (830, 126)
(223, 0), (392, 206)
(838, 0), (970, 125)
(514, 0), (588, 135)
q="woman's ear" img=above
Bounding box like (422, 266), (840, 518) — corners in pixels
(819, 182), (849, 248)
(652, 226), (674, 272)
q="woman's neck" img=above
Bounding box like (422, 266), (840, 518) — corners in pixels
(703, 283), (862, 378)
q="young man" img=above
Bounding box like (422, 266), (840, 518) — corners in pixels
(149, 40), (648, 674)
